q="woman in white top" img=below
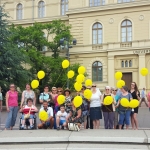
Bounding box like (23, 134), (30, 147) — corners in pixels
(0, 87), (3, 112)
(21, 84), (36, 107)
(90, 84), (102, 129)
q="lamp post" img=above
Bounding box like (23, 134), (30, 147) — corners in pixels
(59, 38), (77, 88)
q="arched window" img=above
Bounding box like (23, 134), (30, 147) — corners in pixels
(38, 1), (45, 18)
(125, 60), (128, 67)
(129, 60), (132, 67)
(89, 0), (105, 6)
(92, 61), (103, 81)
(121, 19), (132, 42)
(61, 0), (68, 15)
(92, 23), (103, 45)
(121, 61), (124, 67)
(16, 3), (23, 20)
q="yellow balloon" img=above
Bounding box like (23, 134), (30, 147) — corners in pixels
(57, 95), (65, 105)
(67, 70), (75, 79)
(140, 68), (148, 76)
(78, 66), (86, 74)
(39, 110), (48, 121)
(103, 96), (113, 105)
(76, 74), (85, 83)
(84, 89), (92, 100)
(74, 82), (82, 92)
(120, 98), (129, 107)
(73, 96), (82, 108)
(129, 99), (139, 108)
(85, 79), (92, 87)
(31, 80), (39, 89)
(62, 60), (69, 69)
(37, 70), (45, 79)
(116, 80), (125, 88)
(115, 72), (123, 80)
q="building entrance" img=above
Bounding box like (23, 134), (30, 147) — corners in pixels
(122, 72), (132, 89)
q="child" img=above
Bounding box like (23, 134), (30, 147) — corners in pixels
(56, 105), (67, 130)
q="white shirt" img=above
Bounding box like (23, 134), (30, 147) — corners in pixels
(57, 111), (67, 120)
(40, 107), (53, 118)
(90, 90), (102, 107)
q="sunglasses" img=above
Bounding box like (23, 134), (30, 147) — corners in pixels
(92, 86), (96, 87)
(10, 86), (15, 88)
(87, 88), (91, 90)
(58, 91), (62, 92)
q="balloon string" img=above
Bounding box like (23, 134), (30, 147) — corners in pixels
(53, 69), (64, 87)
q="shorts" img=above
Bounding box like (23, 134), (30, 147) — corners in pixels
(22, 114), (34, 120)
(60, 120), (66, 125)
(119, 110), (131, 125)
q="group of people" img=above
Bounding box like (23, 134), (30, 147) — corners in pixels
(2, 82), (150, 130)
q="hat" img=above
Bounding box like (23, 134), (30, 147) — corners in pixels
(64, 88), (71, 94)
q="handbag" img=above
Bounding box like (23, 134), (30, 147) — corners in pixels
(68, 123), (80, 131)
(24, 107), (31, 119)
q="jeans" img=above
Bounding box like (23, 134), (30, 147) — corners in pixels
(119, 109), (131, 125)
(103, 112), (115, 129)
(5, 106), (18, 128)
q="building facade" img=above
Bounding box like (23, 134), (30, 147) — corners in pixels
(2, 0), (150, 90)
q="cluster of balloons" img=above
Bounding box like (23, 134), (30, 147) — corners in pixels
(39, 110), (48, 121)
(115, 72), (125, 88)
(120, 98), (139, 108)
(140, 68), (149, 76)
(31, 71), (45, 89)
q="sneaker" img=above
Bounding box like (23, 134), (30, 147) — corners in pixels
(21, 126), (24, 130)
(57, 127), (60, 131)
(30, 125), (34, 129)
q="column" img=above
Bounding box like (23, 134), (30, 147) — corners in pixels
(138, 54), (146, 90)
(108, 55), (115, 87)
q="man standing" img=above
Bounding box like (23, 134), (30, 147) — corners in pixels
(140, 88), (148, 107)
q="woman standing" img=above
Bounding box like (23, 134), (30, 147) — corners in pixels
(50, 87), (58, 103)
(117, 86), (132, 130)
(20, 84), (36, 107)
(64, 88), (72, 114)
(39, 85), (53, 108)
(5, 84), (18, 130)
(101, 86), (116, 129)
(129, 82), (140, 130)
(0, 87), (3, 112)
(90, 84), (102, 129)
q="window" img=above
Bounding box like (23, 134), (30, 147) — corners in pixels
(92, 61), (103, 81)
(121, 61), (124, 67)
(118, 0), (134, 3)
(125, 60), (128, 67)
(89, 0), (105, 6)
(121, 19), (132, 42)
(129, 60), (132, 67)
(16, 3), (23, 20)
(38, 1), (45, 18)
(61, 0), (68, 15)
(92, 23), (103, 44)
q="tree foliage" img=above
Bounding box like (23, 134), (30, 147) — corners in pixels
(0, 6), (30, 92)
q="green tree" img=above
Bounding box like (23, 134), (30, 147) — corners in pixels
(0, 6), (30, 92)
(9, 20), (72, 58)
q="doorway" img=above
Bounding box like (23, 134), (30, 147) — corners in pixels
(122, 72), (132, 89)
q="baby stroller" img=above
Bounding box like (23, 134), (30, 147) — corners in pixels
(19, 113), (37, 130)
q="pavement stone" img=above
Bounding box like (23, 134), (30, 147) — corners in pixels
(0, 130), (71, 143)
(144, 130), (150, 143)
(69, 129), (147, 143)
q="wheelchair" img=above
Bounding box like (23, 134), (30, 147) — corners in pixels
(19, 113), (37, 130)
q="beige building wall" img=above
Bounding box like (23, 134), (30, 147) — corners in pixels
(2, 0), (150, 91)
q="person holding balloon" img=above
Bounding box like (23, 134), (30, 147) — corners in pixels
(20, 84), (36, 107)
(101, 86), (116, 129)
(50, 87), (58, 104)
(38, 101), (54, 129)
(90, 84), (102, 129)
(129, 82), (140, 130)
(116, 86), (133, 130)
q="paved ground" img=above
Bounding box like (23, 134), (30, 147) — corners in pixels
(0, 104), (150, 130)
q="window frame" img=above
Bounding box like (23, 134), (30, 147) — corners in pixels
(89, 0), (105, 7)
(16, 3), (23, 20)
(38, 1), (45, 18)
(61, 0), (69, 16)
(121, 19), (132, 42)
(92, 22), (103, 45)
(92, 61), (103, 82)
